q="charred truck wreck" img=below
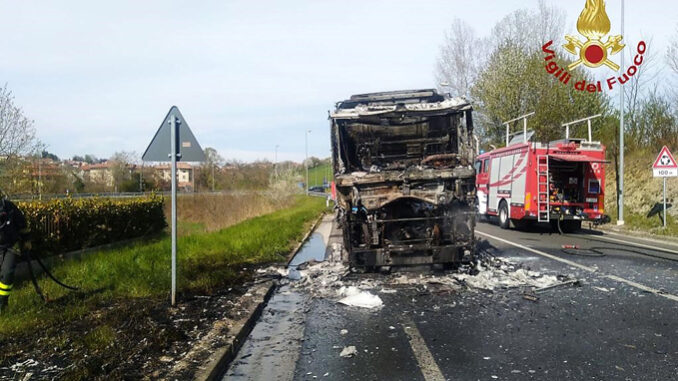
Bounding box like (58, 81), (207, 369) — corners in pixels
(330, 89), (477, 268)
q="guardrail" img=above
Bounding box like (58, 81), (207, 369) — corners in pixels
(8, 190), (275, 200)
(307, 191), (330, 198)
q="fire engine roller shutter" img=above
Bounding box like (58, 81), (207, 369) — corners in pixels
(488, 156), (501, 211)
(511, 152), (526, 205)
(549, 153), (610, 163)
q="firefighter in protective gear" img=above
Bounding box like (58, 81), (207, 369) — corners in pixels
(0, 198), (30, 313)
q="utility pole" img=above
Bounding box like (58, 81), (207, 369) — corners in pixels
(305, 130), (311, 195)
(618, 0), (625, 225)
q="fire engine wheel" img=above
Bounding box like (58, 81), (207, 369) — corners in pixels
(498, 202), (510, 229)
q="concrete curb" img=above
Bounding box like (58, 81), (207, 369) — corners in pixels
(194, 281), (277, 381)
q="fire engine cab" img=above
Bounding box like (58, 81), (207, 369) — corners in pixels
(475, 113), (608, 232)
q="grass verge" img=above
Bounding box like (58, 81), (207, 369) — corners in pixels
(605, 206), (678, 237)
(0, 195), (326, 337)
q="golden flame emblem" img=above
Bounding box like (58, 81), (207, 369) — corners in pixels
(564, 0), (625, 70)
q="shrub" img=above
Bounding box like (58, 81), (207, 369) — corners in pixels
(17, 195), (166, 255)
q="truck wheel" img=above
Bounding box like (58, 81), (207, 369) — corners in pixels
(498, 202), (510, 229)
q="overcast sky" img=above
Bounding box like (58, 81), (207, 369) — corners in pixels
(2, 1), (676, 162)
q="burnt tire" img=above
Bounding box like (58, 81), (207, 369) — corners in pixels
(498, 202), (510, 229)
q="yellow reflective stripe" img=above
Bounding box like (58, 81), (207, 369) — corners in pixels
(0, 289), (10, 296)
(0, 281), (11, 291)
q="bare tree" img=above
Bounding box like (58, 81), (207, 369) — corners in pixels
(489, 0), (565, 53)
(435, 19), (481, 97)
(667, 25), (678, 75)
(109, 151), (138, 191)
(624, 38), (660, 147)
(667, 25), (678, 103)
(0, 84), (37, 158)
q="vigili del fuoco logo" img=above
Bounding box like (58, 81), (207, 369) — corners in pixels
(541, 0), (646, 93)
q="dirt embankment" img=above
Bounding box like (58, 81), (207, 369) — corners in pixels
(605, 152), (678, 217)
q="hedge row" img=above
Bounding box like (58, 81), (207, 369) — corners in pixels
(17, 196), (166, 255)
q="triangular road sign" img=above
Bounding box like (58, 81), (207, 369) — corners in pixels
(142, 106), (206, 162)
(652, 146), (677, 169)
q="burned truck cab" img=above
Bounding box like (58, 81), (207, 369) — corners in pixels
(330, 89), (477, 268)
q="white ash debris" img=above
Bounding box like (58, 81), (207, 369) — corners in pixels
(452, 261), (560, 291)
(8, 359), (39, 372)
(257, 266), (290, 277)
(339, 346), (358, 358)
(258, 253), (567, 308)
(337, 286), (383, 309)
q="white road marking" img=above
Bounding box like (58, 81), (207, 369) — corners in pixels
(476, 230), (678, 303)
(604, 274), (678, 302)
(581, 233), (678, 256)
(402, 318), (446, 381)
(603, 230), (678, 248)
(476, 230), (597, 272)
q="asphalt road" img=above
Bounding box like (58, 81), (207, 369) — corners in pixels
(225, 220), (678, 381)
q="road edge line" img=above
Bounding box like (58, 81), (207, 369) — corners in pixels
(476, 230), (596, 272)
(583, 233), (678, 256)
(477, 230), (678, 303)
(604, 274), (678, 302)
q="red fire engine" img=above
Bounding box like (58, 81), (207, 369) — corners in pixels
(475, 113), (608, 232)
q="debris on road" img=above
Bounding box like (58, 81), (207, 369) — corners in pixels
(339, 346), (358, 358)
(452, 260), (561, 291)
(337, 286), (383, 309)
(522, 293), (539, 302)
(535, 279), (581, 293)
(257, 241), (574, 309)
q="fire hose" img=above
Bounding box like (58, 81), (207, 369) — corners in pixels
(1, 248), (79, 302)
(556, 219), (678, 262)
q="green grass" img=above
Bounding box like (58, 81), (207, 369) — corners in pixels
(605, 206), (678, 237)
(0, 196), (326, 336)
(307, 163), (332, 188)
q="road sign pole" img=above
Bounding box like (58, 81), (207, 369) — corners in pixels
(663, 177), (667, 228)
(170, 115), (178, 306)
(143, 106), (206, 306)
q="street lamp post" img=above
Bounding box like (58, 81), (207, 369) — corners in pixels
(305, 130), (311, 195)
(275, 144), (279, 178)
(617, 0), (625, 225)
